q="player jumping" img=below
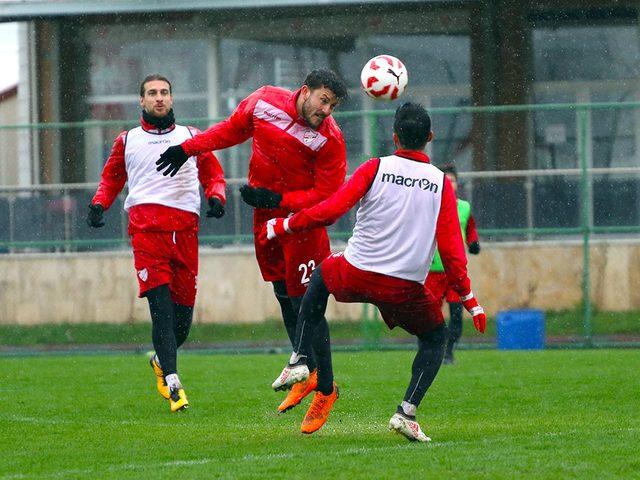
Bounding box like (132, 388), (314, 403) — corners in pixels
(155, 70), (348, 414)
(267, 103), (487, 439)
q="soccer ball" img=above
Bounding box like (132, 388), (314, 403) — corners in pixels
(360, 55), (408, 101)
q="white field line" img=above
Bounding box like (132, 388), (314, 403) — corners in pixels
(2, 414), (179, 427)
(1, 444), (417, 480)
(2, 426), (638, 479)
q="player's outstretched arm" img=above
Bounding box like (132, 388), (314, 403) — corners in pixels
(264, 158), (379, 240)
(157, 89), (261, 177)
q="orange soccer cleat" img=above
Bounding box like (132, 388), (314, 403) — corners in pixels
(300, 382), (339, 434)
(278, 369), (318, 413)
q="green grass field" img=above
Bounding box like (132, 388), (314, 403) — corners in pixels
(1, 349), (638, 479)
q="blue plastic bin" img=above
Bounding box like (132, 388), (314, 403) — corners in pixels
(496, 309), (545, 350)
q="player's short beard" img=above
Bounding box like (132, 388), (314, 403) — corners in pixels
(301, 98), (325, 130)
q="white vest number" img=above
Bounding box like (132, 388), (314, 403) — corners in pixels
(298, 260), (316, 285)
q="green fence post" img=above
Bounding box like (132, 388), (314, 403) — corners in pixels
(361, 303), (371, 348)
(577, 107), (593, 346)
(361, 303), (382, 350)
(368, 109), (379, 158)
(359, 109), (382, 350)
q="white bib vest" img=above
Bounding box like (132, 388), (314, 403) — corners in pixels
(123, 125), (200, 214)
(344, 154), (444, 282)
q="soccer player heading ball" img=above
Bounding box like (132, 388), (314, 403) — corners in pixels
(267, 102), (487, 440)
(156, 70), (348, 414)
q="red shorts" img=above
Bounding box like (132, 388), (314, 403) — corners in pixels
(130, 230), (198, 306)
(253, 209), (330, 297)
(425, 272), (461, 305)
(321, 253), (444, 335)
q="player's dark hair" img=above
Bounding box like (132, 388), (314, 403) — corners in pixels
(140, 74), (172, 97)
(393, 102), (431, 150)
(304, 69), (348, 101)
(441, 163), (458, 179)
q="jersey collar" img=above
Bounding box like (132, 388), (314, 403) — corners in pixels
(290, 87), (304, 121)
(140, 117), (176, 135)
(394, 149), (431, 163)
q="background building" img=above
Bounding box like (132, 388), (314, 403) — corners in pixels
(0, 85), (18, 184)
(0, 0), (639, 243)
(0, 0), (638, 337)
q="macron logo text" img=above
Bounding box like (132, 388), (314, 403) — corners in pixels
(380, 173), (439, 193)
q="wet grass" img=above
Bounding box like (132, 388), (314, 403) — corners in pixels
(1, 349), (638, 479)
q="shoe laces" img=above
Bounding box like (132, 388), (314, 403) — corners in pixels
(290, 378), (309, 393)
(169, 387), (182, 401)
(407, 419), (422, 437)
(306, 391), (333, 421)
(297, 370), (318, 390)
(401, 417), (427, 440)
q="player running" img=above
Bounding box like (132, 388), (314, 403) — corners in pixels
(426, 164), (481, 364)
(87, 74), (226, 412)
(267, 103), (487, 439)
(155, 70), (348, 413)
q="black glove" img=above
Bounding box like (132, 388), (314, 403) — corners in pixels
(468, 241), (481, 255)
(206, 197), (225, 218)
(155, 145), (189, 177)
(86, 204), (105, 228)
(239, 184), (282, 209)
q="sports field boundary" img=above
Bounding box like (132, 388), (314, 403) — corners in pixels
(2, 335), (639, 358)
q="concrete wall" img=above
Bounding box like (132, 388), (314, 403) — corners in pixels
(1, 240), (639, 325)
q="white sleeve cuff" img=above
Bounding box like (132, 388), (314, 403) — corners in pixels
(283, 217), (292, 233)
(460, 291), (474, 302)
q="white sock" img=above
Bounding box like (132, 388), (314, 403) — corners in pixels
(289, 351), (307, 365)
(154, 354), (161, 369)
(165, 373), (182, 390)
(401, 401), (417, 417)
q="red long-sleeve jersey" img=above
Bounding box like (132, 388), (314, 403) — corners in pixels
(92, 118), (226, 233)
(287, 149), (471, 293)
(180, 86), (347, 212)
(466, 215), (479, 244)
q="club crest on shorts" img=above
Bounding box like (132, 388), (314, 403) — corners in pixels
(137, 268), (148, 282)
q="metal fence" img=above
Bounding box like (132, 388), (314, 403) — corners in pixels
(2, 102), (640, 246)
(1, 102), (640, 346)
